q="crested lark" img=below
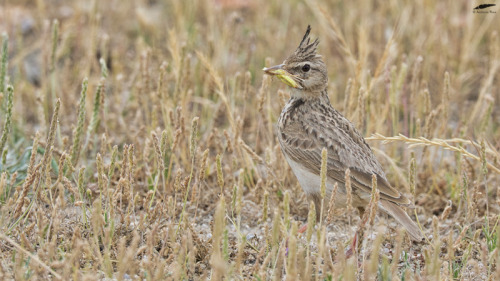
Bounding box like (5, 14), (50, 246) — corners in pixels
(263, 26), (423, 241)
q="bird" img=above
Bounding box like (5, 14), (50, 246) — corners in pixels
(263, 25), (423, 241)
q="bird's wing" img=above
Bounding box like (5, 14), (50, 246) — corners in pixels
(279, 109), (410, 205)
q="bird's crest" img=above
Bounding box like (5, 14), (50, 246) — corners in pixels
(287, 25), (320, 63)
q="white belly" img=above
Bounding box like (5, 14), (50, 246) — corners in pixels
(284, 154), (326, 195)
(284, 154), (354, 209)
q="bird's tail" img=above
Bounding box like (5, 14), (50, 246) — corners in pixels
(379, 200), (424, 241)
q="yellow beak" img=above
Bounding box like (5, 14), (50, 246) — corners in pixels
(263, 64), (302, 89)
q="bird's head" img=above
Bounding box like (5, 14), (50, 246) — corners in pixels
(263, 25), (328, 95)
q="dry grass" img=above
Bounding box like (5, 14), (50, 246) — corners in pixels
(0, 0), (499, 280)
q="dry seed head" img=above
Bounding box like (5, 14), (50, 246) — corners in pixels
(316, 226), (327, 278)
(273, 246), (285, 281)
(357, 87), (365, 132)
(175, 106), (184, 133)
(345, 168), (353, 211)
(70, 78), (88, 167)
(0, 33), (8, 94)
(0, 172), (7, 199)
(367, 228), (385, 278)
(257, 75), (269, 113)
(304, 249), (313, 279)
(171, 128), (182, 152)
(440, 200), (452, 220)
(127, 144), (135, 185)
(9, 171), (17, 187)
(56, 152), (67, 183)
(41, 146), (54, 196)
(320, 147), (327, 199)
(368, 175), (380, 226)
(99, 57), (108, 78)
(42, 99), (60, 169)
(174, 169), (183, 192)
(235, 169), (244, 218)
(231, 185), (238, 216)
(14, 165), (40, 218)
(235, 116), (243, 141)
(283, 190), (290, 229)
(473, 228), (482, 242)
(160, 130), (168, 153)
(446, 231), (455, 277)
(480, 241), (488, 275)
(409, 151), (416, 197)
(223, 130), (233, 153)
(287, 221), (298, 278)
(28, 132), (40, 175)
(216, 154), (224, 193)
(261, 191), (269, 222)
(212, 196), (226, 260)
(107, 145), (118, 182)
(423, 88), (431, 116)
(306, 201), (316, 243)
(239, 138), (263, 162)
(96, 153), (106, 208)
(87, 78), (104, 141)
(432, 215), (439, 241)
(120, 144), (129, 179)
(326, 182), (338, 224)
(152, 132), (165, 171)
(343, 78), (352, 112)
(99, 133), (107, 157)
(198, 149), (209, 181)
(461, 160), (469, 195)
(480, 139), (487, 175)
(190, 117), (199, 158)
(396, 63), (408, 92)
(391, 228), (405, 277)
(410, 58), (421, 107)
(442, 71), (450, 122)
(471, 183), (481, 219)
(271, 208), (280, 247)
(258, 249), (274, 278)
(50, 20), (58, 72)
(62, 177), (77, 197)
(251, 245), (266, 277)
(77, 167), (85, 193)
(424, 109), (437, 137)
(0, 85), (14, 159)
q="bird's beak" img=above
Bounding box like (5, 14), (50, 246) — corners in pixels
(263, 64), (302, 89)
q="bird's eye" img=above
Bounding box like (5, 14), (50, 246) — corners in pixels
(302, 64), (310, 72)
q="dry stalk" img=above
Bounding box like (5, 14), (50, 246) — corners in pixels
(367, 133), (500, 174)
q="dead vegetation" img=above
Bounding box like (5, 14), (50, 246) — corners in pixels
(0, 0), (499, 280)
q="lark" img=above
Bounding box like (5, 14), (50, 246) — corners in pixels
(263, 26), (423, 241)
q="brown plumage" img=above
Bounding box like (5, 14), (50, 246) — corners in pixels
(264, 26), (423, 241)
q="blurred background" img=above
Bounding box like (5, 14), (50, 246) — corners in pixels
(1, 0), (499, 279)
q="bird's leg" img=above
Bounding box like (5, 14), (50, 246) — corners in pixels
(345, 231), (358, 258)
(298, 223), (308, 234)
